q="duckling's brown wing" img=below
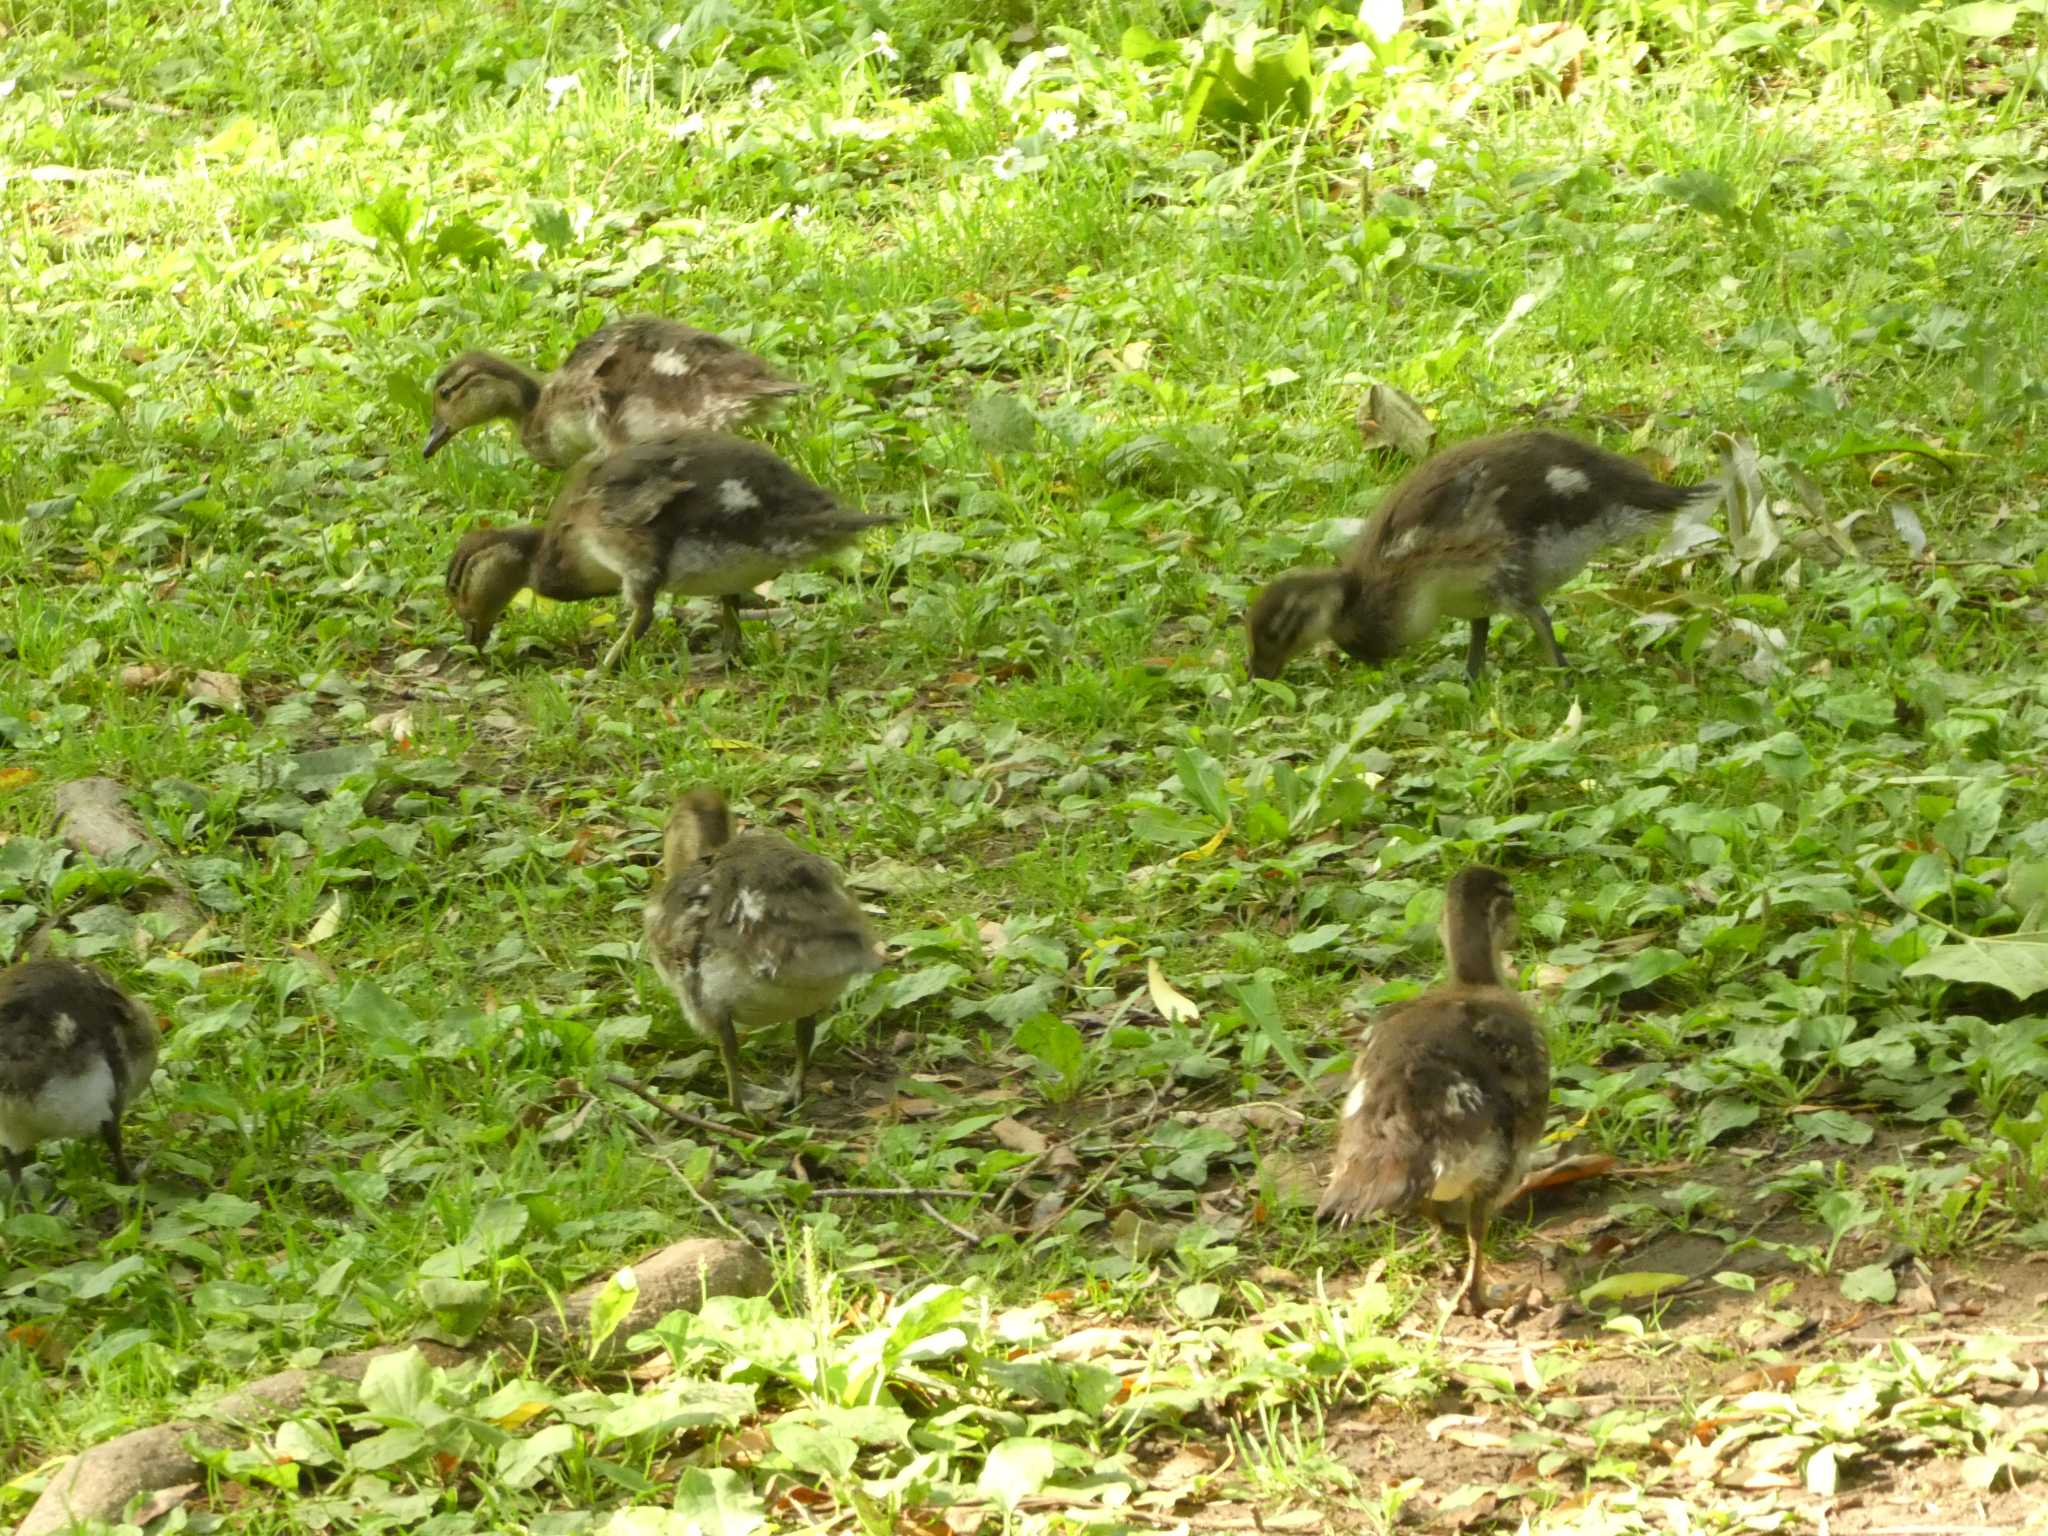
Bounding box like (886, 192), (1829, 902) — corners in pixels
(0, 961), (155, 1105)
(561, 316), (799, 428)
(1318, 991), (1548, 1225)
(1358, 431), (1716, 569)
(708, 836), (881, 985)
(587, 435), (896, 552)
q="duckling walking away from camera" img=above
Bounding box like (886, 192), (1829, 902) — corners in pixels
(0, 960), (158, 1189)
(1248, 430), (1720, 681)
(424, 315), (802, 467)
(643, 788), (882, 1116)
(446, 432), (895, 669)
(1317, 866), (1550, 1317)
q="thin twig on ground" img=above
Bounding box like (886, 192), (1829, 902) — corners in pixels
(606, 1073), (744, 1139)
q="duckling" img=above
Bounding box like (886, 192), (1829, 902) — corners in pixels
(424, 315), (802, 468)
(0, 960), (158, 1189)
(445, 432), (895, 669)
(1317, 865), (1549, 1317)
(1248, 430), (1720, 681)
(643, 788), (882, 1115)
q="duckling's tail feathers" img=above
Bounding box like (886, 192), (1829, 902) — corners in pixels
(1317, 1131), (1433, 1226)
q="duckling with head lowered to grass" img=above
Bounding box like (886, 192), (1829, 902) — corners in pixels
(643, 788), (882, 1116)
(445, 432), (895, 669)
(1248, 430), (1720, 682)
(1317, 865), (1550, 1317)
(424, 315), (802, 468)
(0, 959), (159, 1190)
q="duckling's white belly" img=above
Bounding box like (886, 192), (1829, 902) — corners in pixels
(1427, 1134), (1510, 1203)
(663, 542), (789, 598)
(0, 1057), (116, 1151)
(1525, 509), (1655, 593)
(1408, 566), (1499, 633)
(686, 952), (851, 1030)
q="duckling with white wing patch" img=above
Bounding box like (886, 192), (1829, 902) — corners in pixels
(0, 960), (159, 1191)
(1317, 866), (1550, 1317)
(424, 315), (801, 468)
(643, 788), (882, 1116)
(1248, 430), (1719, 681)
(445, 432), (895, 669)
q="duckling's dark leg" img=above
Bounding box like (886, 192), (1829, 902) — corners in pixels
(791, 1014), (818, 1105)
(1451, 1202), (1490, 1317)
(1464, 618), (1491, 680)
(1507, 599), (1567, 668)
(2, 1148), (24, 1189)
(711, 1012), (749, 1115)
(603, 577), (659, 671)
(718, 596), (749, 660)
(100, 1119), (134, 1186)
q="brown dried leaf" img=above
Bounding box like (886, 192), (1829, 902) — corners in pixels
(186, 669), (243, 712)
(1354, 381), (1434, 459)
(991, 1116), (1049, 1157)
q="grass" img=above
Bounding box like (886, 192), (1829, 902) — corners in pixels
(5, 0), (2048, 1528)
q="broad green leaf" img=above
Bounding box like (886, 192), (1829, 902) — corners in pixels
(880, 962), (967, 1009)
(1649, 169), (1744, 223)
(1231, 973), (1313, 1085)
(1015, 1015), (1085, 1083)
(1839, 1264), (1897, 1304)
(358, 1348), (435, 1423)
(1906, 935), (2048, 1001)
(978, 1437), (1060, 1510)
(1942, 2), (2019, 37)
(1578, 1271), (1690, 1307)
(588, 1267), (640, 1355)
(1176, 1282), (1222, 1320)
(498, 1423), (577, 1491)
(768, 1420), (858, 1482)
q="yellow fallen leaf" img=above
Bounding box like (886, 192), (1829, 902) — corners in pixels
(1147, 958), (1201, 1024)
(1173, 822), (1230, 864)
(492, 1400), (553, 1430)
(705, 738), (759, 751)
(301, 896), (345, 948)
(0, 767), (35, 792)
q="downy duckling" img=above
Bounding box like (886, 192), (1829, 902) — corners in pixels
(1317, 866), (1550, 1317)
(424, 315), (802, 468)
(643, 788), (882, 1115)
(1248, 430), (1720, 681)
(445, 432), (895, 669)
(0, 960), (158, 1189)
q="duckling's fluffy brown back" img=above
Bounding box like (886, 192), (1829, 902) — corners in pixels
(535, 316), (800, 464)
(644, 827), (881, 1033)
(1317, 989), (1548, 1226)
(1355, 429), (1715, 579)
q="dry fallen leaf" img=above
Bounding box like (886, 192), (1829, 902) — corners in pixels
(119, 663), (175, 691)
(186, 669), (243, 711)
(126, 1484), (200, 1528)
(1504, 1152), (1619, 1203)
(1147, 957), (1201, 1023)
(1355, 380), (1434, 459)
(367, 707), (415, 745)
(300, 895), (345, 948)
(991, 1116), (1049, 1157)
